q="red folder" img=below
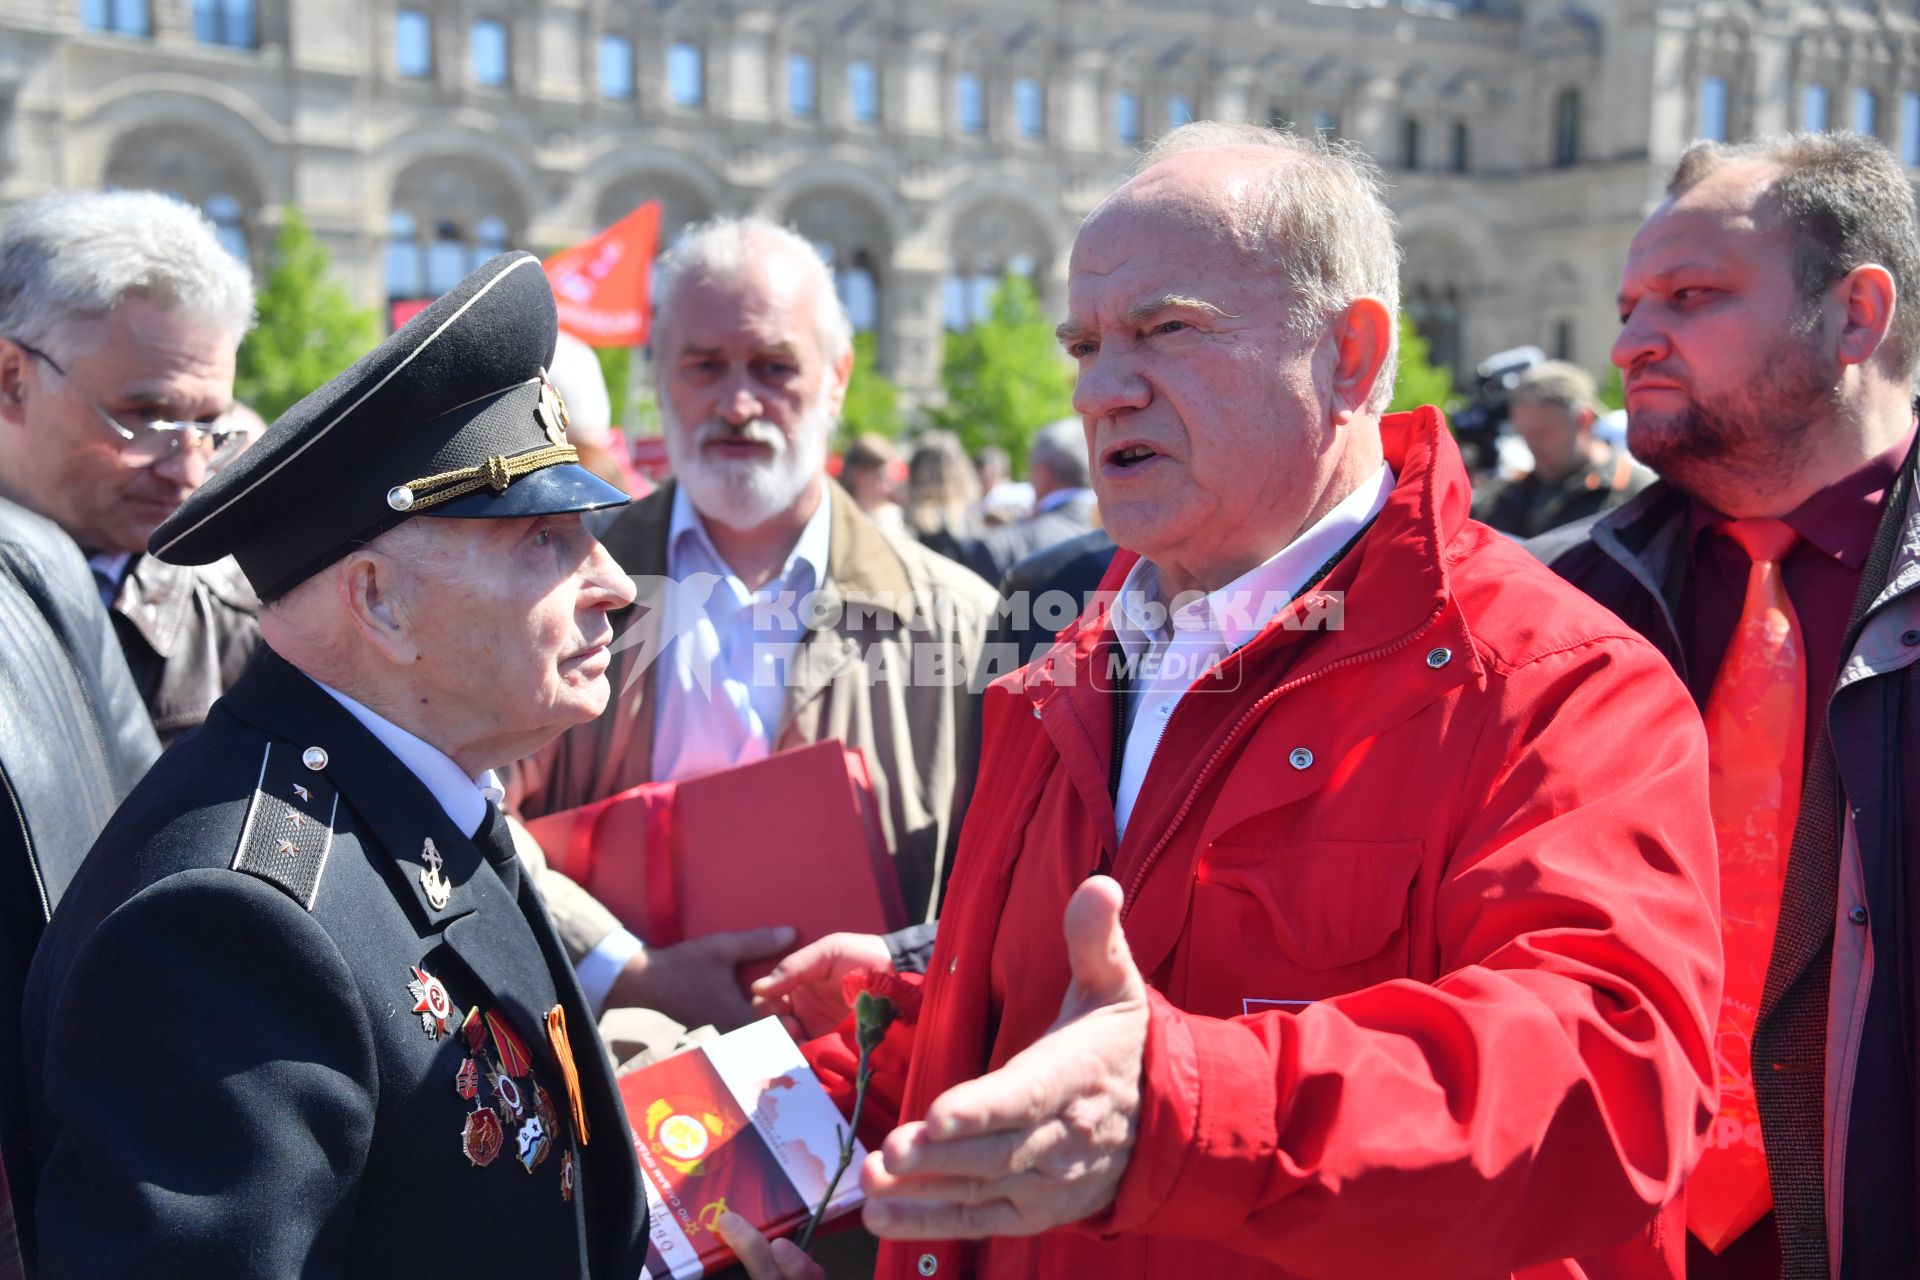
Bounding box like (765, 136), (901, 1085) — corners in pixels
(525, 741), (906, 979)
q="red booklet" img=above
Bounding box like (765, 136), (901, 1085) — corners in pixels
(624, 1018), (865, 1279)
(524, 741), (906, 981)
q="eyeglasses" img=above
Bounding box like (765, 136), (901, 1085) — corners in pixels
(11, 339), (247, 469)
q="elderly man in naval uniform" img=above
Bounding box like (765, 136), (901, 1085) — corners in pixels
(19, 254), (651, 1279)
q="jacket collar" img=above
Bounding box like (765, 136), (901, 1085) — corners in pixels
(1040, 404), (1483, 685)
(219, 647), (497, 933)
(110, 553), (192, 660)
(1015, 407), (1487, 879)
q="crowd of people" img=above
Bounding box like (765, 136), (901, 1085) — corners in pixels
(0, 117), (1915, 1280)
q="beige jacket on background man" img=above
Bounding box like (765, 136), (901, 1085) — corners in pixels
(509, 479), (998, 963)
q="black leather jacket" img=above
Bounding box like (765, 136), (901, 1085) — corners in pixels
(0, 497), (159, 1228)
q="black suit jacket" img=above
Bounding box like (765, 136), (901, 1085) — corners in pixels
(22, 648), (647, 1278)
(989, 526), (1120, 668)
(962, 494), (1099, 584)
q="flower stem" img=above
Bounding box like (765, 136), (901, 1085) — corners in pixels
(798, 1062), (872, 1252)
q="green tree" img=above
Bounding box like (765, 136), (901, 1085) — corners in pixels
(930, 273), (1075, 469)
(234, 207), (380, 421)
(594, 345), (633, 426)
(839, 331), (905, 444)
(1387, 311), (1454, 414)
(1596, 364), (1626, 411)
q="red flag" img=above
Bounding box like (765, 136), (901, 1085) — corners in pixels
(543, 202), (661, 348)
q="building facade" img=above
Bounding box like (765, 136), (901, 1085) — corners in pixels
(0, 0), (1914, 402)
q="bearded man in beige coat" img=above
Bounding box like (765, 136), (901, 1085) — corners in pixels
(510, 218), (996, 1040)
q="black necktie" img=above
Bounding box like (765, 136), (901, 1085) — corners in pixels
(473, 801), (523, 899)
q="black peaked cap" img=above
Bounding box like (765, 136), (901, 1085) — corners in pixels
(150, 252), (628, 599)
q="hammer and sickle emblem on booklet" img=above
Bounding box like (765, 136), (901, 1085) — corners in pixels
(420, 838), (451, 911)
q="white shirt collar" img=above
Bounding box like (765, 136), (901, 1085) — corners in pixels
(311, 678), (503, 837)
(667, 478), (833, 591)
(1114, 463), (1396, 660)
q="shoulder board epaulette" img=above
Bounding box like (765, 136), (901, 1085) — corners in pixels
(230, 742), (338, 910)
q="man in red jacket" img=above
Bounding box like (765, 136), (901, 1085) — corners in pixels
(757, 121), (1723, 1280)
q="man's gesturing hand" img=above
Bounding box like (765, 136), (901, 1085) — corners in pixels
(749, 931), (893, 1039)
(860, 876), (1147, 1240)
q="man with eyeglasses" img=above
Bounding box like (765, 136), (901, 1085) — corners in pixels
(0, 190), (261, 745)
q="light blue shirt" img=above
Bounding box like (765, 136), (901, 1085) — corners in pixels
(649, 480), (833, 784)
(310, 679), (504, 836)
(1109, 464), (1394, 841)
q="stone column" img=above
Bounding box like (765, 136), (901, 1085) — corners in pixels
(887, 250), (947, 402)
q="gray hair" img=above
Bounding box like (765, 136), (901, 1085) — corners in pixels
(1027, 417), (1090, 488)
(0, 190), (255, 355)
(650, 215), (853, 369)
(1134, 122), (1403, 412)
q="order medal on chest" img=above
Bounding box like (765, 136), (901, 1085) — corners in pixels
(405, 962), (590, 1202)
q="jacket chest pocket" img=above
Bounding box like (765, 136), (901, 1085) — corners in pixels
(1183, 838), (1423, 1016)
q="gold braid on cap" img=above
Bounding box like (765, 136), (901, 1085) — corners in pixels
(391, 443), (580, 513)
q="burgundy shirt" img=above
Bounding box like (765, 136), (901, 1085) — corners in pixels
(1679, 427), (1916, 1280)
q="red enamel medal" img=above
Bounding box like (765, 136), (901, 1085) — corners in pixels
(454, 1058), (479, 1101)
(560, 1149), (575, 1201)
(462, 1108), (503, 1167)
(406, 966), (453, 1039)
(490, 1066), (524, 1117)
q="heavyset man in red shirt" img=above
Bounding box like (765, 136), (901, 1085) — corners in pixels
(754, 122), (1725, 1280)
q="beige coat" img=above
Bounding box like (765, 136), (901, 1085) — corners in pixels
(509, 479), (998, 961)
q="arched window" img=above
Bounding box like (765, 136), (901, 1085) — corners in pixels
(82, 0), (150, 36)
(1852, 86), (1878, 136)
(956, 72), (986, 136)
(841, 254), (879, 333)
(1552, 88), (1580, 167)
(427, 221), (468, 295)
(1697, 75), (1728, 142)
(192, 0), (254, 48)
(1114, 90), (1142, 146)
(1450, 121), (1470, 173)
(472, 217), (510, 268)
(1013, 78), (1044, 139)
(386, 210), (424, 299)
(1803, 84), (1830, 132)
(1402, 117), (1422, 169)
(667, 42), (703, 107)
(847, 60), (880, 124)
(788, 53), (817, 119)
(203, 194), (248, 264)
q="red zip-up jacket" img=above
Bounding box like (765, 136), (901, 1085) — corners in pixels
(813, 408), (1722, 1279)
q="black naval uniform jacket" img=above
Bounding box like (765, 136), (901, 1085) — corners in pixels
(20, 647), (649, 1278)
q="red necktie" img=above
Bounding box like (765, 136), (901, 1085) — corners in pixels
(1687, 517), (1806, 1253)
